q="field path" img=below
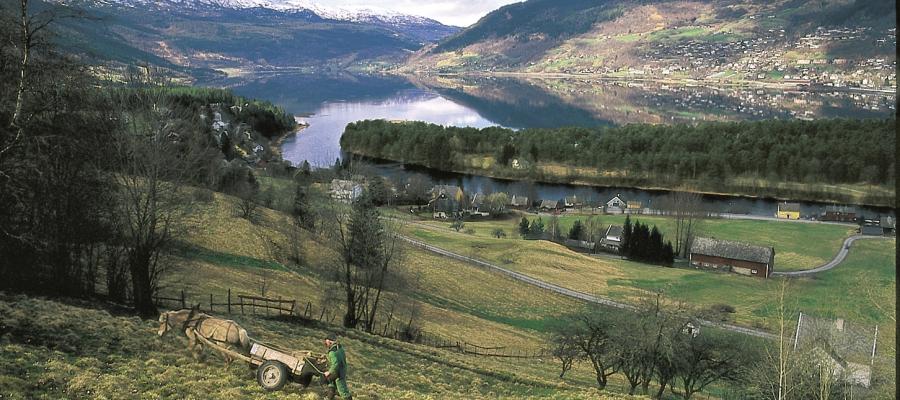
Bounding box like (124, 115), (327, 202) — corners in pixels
(396, 234), (778, 340)
(772, 235), (893, 276)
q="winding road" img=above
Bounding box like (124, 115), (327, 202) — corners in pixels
(393, 214), (893, 340)
(396, 235), (778, 340)
(771, 234), (893, 276)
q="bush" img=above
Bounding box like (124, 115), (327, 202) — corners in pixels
(464, 228), (476, 235)
(192, 188), (215, 203)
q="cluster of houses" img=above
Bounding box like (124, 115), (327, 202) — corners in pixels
(426, 188), (654, 218)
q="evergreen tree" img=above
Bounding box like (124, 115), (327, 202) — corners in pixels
(622, 215), (633, 257)
(569, 220), (585, 240)
(292, 184), (315, 229)
(519, 216), (531, 237)
(531, 217), (545, 236)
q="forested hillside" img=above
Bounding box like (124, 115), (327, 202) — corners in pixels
(341, 118), (896, 205)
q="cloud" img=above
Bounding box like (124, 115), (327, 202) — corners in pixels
(332, 0), (521, 27)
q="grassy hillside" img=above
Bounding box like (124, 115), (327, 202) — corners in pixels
(386, 209), (895, 332)
(407, 0), (896, 77)
(0, 294), (636, 399)
(1, 177), (894, 398)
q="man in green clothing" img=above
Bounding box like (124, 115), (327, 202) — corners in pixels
(323, 333), (352, 400)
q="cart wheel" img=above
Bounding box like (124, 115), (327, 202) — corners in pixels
(257, 360), (288, 391)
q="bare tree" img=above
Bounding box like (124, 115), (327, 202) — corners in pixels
(660, 191), (706, 257)
(321, 190), (407, 332)
(111, 89), (199, 316)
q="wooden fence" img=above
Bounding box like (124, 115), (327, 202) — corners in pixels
(154, 288), (547, 359)
(154, 289), (296, 316)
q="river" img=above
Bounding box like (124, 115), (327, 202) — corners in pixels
(205, 72), (895, 219)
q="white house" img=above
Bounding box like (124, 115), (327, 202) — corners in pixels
(330, 179), (363, 203)
(605, 195), (626, 214)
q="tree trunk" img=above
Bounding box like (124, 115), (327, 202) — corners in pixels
(11, 0), (29, 131)
(129, 248), (157, 317)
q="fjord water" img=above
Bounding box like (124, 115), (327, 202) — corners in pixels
(212, 73), (895, 218)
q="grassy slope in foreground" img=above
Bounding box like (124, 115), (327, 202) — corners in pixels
(0, 294), (634, 400)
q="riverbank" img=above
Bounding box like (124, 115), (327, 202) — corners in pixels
(268, 118), (308, 162)
(410, 70), (897, 95)
(345, 148), (894, 209)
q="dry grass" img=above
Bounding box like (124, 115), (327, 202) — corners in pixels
(0, 294), (639, 399)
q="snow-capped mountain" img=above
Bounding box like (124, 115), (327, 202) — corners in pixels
(48, 0), (459, 77)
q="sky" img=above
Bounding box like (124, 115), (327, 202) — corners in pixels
(327, 0), (522, 27)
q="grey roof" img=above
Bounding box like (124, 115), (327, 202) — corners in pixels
(825, 205), (857, 214)
(606, 225), (623, 237)
(779, 202), (801, 212)
(540, 199), (559, 209)
(690, 237), (774, 264)
(508, 195), (529, 206)
(860, 225), (883, 236)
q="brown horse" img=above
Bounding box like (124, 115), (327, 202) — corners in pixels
(158, 307), (252, 366)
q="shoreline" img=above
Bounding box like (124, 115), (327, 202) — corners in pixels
(397, 70), (897, 95)
(269, 119), (308, 162)
(344, 150), (895, 209)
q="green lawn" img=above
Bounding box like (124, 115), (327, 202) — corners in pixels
(391, 211), (894, 332)
(390, 209), (856, 272)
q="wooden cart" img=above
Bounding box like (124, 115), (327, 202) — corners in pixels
(194, 331), (326, 391)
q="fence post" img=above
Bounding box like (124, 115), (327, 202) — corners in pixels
(290, 300), (296, 316)
(319, 307), (326, 321)
(240, 296), (244, 315)
(180, 289), (185, 309)
(278, 296), (282, 316)
(210, 293), (213, 313)
(227, 289), (231, 314)
(304, 301), (311, 318)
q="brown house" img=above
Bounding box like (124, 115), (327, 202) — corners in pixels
(821, 205), (857, 222)
(689, 237), (775, 278)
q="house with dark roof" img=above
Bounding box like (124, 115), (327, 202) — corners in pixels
(860, 225), (883, 236)
(508, 195), (530, 209)
(539, 199), (561, 211)
(564, 195), (583, 208)
(599, 225), (624, 252)
(821, 205), (857, 222)
(689, 237), (775, 278)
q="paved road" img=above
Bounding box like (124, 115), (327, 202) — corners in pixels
(396, 235), (777, 340)
(772, 235), (893, 276)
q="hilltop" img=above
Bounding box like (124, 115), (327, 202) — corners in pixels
(404, 0), (896, 90)
(40, 0), (458, 81)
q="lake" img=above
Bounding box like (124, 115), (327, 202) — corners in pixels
(206, 73), (895, 218)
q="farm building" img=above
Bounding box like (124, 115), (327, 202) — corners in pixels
(625, 201), (643, 214)
(539, 199), (561, 211)
(330, 179), (363, 203)
(860, 225), (883, 236)
(821, 205), (857, 222)
(508, 195), (530, 208)
(689, 237), (774, 278)
(777, 202), (801, 219)
(430, 185), (465, 213)
(605, 195), (626, 214)
(564, 195), (584, 208)
(880, 217), (895, 236)
(793, 313), (879, 388)
(599, 225), (624, 252)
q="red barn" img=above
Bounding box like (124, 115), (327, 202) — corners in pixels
(689, 237), (774, 278)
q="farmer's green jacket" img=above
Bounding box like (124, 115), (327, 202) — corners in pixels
(326, 343), (347, 379)
(327, 343), (351, 398)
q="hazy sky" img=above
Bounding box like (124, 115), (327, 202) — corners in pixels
(332, 0), (522, 27)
